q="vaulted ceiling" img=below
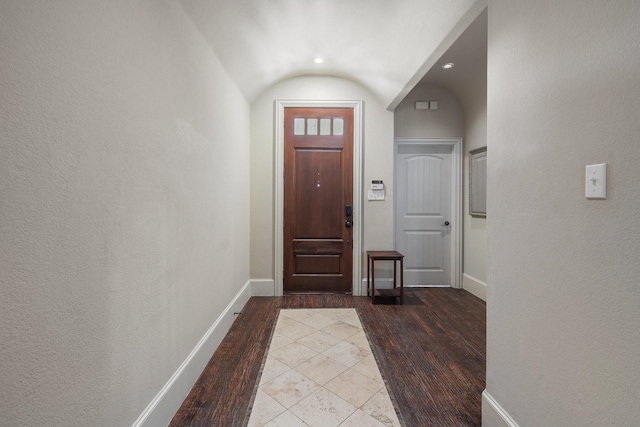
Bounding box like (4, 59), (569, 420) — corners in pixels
(180, 0), (486, 109)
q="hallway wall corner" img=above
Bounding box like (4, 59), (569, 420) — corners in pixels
(482, 391), (520, 427)
(251, 279), (275, 296)
(132, 281), (252, 427)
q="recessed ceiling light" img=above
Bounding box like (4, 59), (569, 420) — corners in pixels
(442, 62), (454, 69)
(314, 57), (324, 64)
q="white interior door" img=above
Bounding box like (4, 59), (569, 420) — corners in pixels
(395, 144), (452, 286)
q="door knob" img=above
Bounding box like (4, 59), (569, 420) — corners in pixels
(444, 221), (450, 226)
(345, 219), (352, 228)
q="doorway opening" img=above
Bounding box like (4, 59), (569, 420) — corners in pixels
(275, 101), (363, 296)
(394, 138), (462, 288)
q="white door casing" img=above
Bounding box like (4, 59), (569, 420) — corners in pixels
(275, 100), (363, 296)
(394, 138), (462, 288)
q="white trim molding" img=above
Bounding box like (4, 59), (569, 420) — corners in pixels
(251, 279), (275, 296)
(359, 279), (449, 296)
(482, 390), (521, 427)
(274, 100), (364, 296)
(359, 277), (394, 296)
(463, 273), (487, 301)
(393, 138), (463, 288)
(132, 280), (252, 427)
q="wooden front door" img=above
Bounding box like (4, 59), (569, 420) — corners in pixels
(284, 108), (353, 293)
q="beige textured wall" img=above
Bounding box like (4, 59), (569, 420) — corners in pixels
(394, 82), (489, 291)
(0, 2), (250, 425)
(460, 69), (487, 286)
(394, 83), (464, 138)
(486, 0), (640, 425)
(250, 75), (394, 285)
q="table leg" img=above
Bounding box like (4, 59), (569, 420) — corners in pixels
(367, 254), (370, 297)
(393, 260), (397, 290)
(400, 257), (404, 305)
(371, 258), (375, 304)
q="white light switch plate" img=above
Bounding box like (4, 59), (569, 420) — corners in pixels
(585, 163), (606, 199)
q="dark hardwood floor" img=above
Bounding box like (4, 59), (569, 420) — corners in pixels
(170, 288), (486, 426)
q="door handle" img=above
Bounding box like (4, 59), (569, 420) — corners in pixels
(345, 219), (352, 228)
(444, 221), (450, 226)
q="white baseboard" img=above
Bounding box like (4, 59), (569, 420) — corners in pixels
(359, 277), (395, 296)
(482, 390), (520, 427)
(463, 273), (486, 301)
(132, 280), (252, 427)
(251, 279), (275, 296)
(359, 279), (457, 295)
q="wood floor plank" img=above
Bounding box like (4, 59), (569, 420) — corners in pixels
(169, 288), (485, 427)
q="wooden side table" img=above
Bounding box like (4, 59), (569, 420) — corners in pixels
(367, 251), (404, 305)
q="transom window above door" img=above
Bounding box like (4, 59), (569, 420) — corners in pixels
(293, 117), (344, 136)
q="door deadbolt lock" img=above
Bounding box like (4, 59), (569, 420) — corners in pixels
(345, 219), (353, 228)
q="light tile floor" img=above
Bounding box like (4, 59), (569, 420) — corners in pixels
(247, 308), (402, 427)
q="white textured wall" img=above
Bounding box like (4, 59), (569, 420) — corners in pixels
(394, 83), (464, 138)
(0, 2), (250, 426)
(460, 68), (487, 287)
(394, 82), (489, 290)
(250, 76), (394, 283)
(486, 1), (640, 426)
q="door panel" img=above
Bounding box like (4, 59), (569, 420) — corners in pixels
(284, 108), (353, 293)
(295, 255), (340, 274)
(294, 150), (342, 238)
(396, 144), (451, 286)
